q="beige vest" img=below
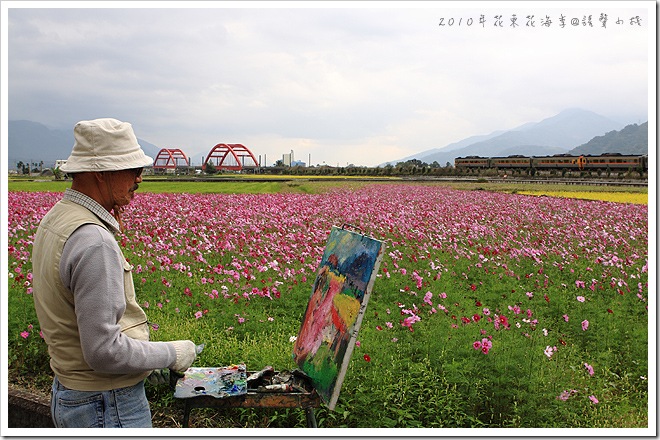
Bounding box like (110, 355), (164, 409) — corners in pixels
(32, 199), (150, 391)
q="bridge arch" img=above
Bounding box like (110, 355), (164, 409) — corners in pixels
(204, 143), (259, 171)
(153, 148), (189, 172)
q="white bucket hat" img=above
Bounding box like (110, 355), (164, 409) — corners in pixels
(60, 118), (153, 173)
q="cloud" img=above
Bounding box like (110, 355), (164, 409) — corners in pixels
(5, 2), (652, 166)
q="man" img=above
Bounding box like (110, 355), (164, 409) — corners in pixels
(32, 118), (198, 428)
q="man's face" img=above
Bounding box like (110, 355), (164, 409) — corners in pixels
(108, 167), (143, 208)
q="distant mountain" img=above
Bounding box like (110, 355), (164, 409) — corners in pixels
(8, 120), (162, 168)
(568, 122), (648, 155)
(392, 129), (508, 163)
(382, 108), (626, 166)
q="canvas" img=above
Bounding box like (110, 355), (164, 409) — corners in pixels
(293, 225), (385, 410)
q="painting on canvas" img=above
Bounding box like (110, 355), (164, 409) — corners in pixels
(293, 225), (384, 409)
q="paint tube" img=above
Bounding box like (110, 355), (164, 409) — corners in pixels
(258, 384), (293, 392)
(247, 366), (275, 385)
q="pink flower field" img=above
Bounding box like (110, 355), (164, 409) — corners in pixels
(7, 184), (650, 427)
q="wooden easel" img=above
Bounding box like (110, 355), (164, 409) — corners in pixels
(178, 384), (321, 428)
(174, 225), (384, 428)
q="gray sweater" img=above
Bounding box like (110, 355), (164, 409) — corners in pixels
(60, 223), (176, 373)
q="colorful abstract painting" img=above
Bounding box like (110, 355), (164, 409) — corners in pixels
(293, 226), (384, 409)
(173, 364), (247, 399)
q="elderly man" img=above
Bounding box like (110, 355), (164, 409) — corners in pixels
(32, 118), (198, 428)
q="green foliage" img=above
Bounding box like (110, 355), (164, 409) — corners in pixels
(7, 181), (648, 429)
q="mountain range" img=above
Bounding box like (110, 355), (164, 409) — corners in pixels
(7, 120), (161, 168)
(7, 108), (648, 169)
(381, 108), (646, 166)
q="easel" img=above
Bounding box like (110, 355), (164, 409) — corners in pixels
(173, 225), (384, 428)
(178, 384), (321, 428)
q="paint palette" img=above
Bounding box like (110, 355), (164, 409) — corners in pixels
(173, 364), (247, 399)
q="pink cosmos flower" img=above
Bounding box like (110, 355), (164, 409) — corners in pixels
(563, 314), (569, 322)
(581, 320), (589, 331)
(584, 363), (594, 376)
(556, 389), (577, 401)
(589, 395), (599, 404)
(576, 296), (585, 302)
(194, 311), (203, 319)
(544, 345), (557, 359)
(20, 331), (29, 339)
(473, 341), (482, 350)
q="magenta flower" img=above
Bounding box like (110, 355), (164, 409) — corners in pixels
(584, 362), (594, 376)
(556, 389), (577, 401)
(473, 341), (482, 350)
(194, 311), (203, 319)
(589, 395), (599, 404)
(581, 320), (589, 331)
(20, 331), (29, 339)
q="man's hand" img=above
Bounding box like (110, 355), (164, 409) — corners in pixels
(146, 369), (170, 385)
(170, 340), (197, 372)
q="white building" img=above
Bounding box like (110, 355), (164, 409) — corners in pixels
(282, 150), (294, 166)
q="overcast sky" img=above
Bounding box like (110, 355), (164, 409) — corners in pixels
(2, 1), (654, 167)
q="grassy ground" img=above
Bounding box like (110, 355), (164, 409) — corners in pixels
(6, 177), (650, 429)
(7, 175), (649, 202)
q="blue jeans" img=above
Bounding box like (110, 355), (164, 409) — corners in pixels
(51, 376), (152, 428)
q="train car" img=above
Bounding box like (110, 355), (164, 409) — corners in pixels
(581, 153), (647, 171)
(489, 155), (533, 169)
(531, 154), (583, 170)
(454, 156), (490, 169)
(455, 153), (647, 174)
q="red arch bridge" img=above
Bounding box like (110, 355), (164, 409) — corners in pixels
(152, 144), (259, 173)
(153, 148), (190, 173)
(203, 143), (259, 171)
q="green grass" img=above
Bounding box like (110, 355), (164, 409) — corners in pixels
(8, 176), (648, 196)
(6, 179), (649, 429)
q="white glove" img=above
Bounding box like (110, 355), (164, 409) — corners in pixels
(169, 340), (197, 372)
